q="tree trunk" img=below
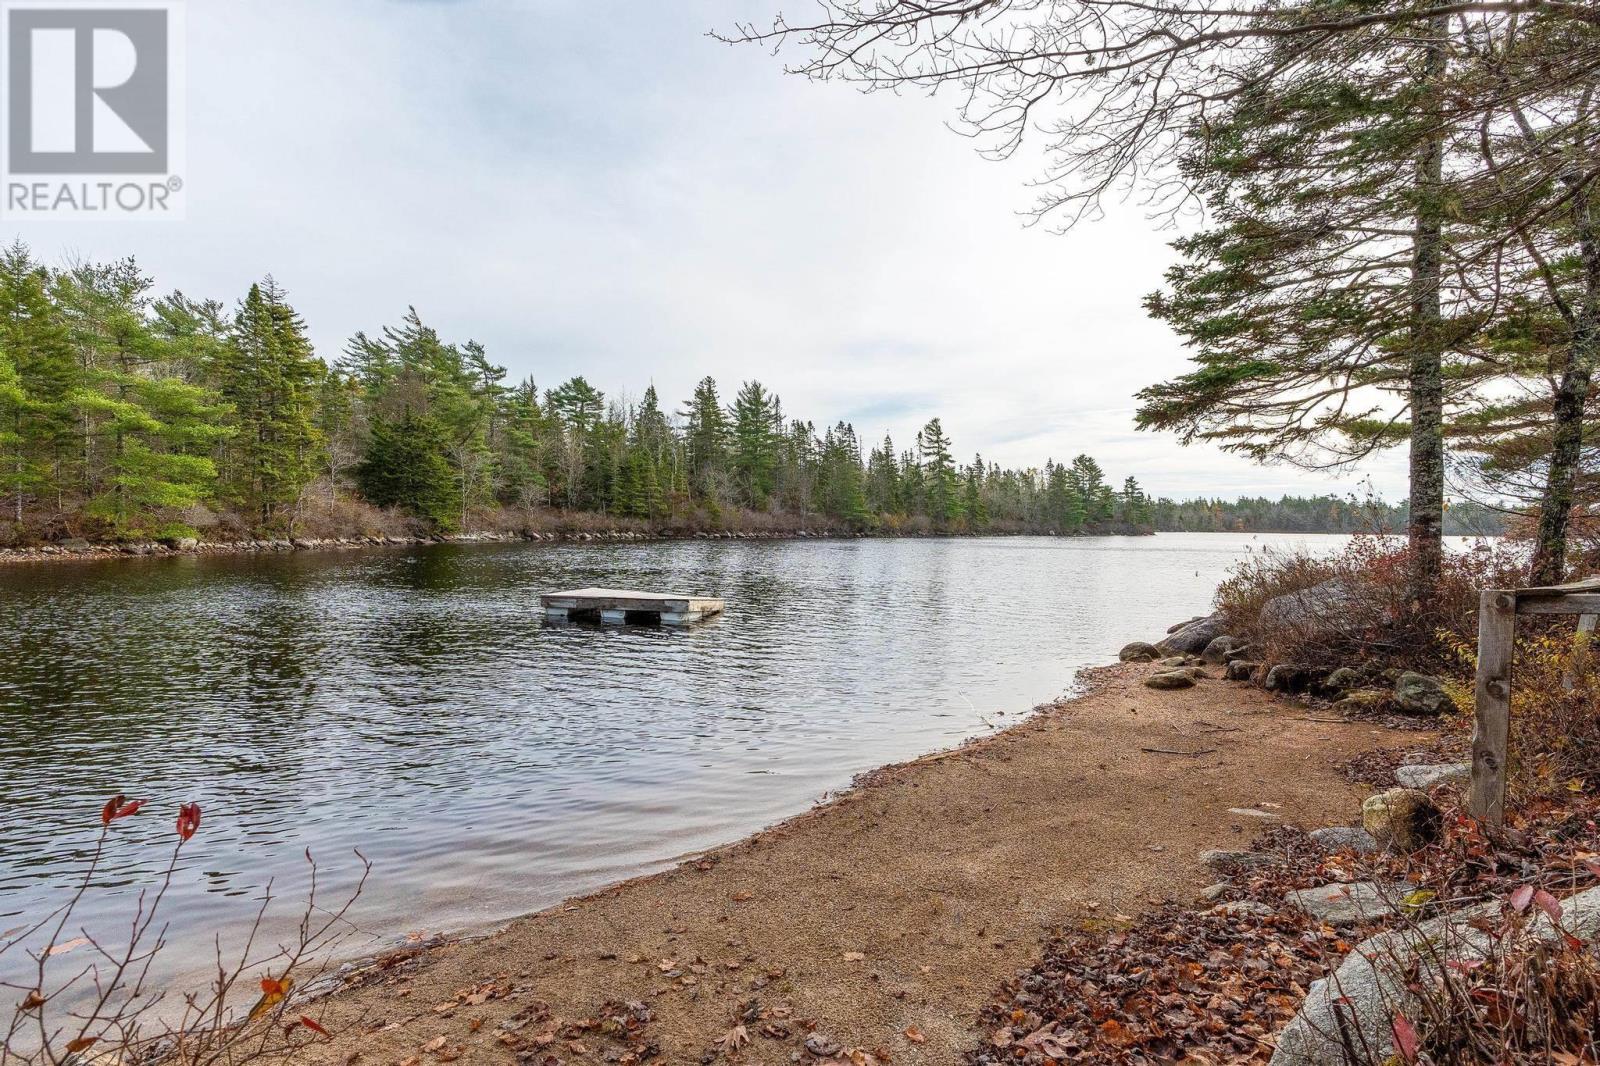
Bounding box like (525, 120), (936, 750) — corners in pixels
(1407, 12), (1448, 603)
(1531, 178), (1600, 585)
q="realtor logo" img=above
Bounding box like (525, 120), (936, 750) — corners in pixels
(1, 0), (185, 219)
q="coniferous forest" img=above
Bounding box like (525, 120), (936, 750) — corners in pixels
(0, 242), (1184, 544)
(0, 243), (1513, 547)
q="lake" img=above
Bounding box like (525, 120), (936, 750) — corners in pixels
(0, 532), (1383, 988)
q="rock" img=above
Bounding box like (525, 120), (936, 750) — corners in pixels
(804, 1034), (842, 1058)
(174, 537), (198, 551)
(1159, 656), (1189, 668)
(1144, 670), (1196, 690)
(1200, 882), (1231, 901)
(1307, 826), (1379, 854)
(1225, 660), (1260, 682)
(1158, 613), (1227, 656)
(1201, 634), (1244, 664)
(1333, 689), (1389, 716)
(1264, 663), (1322, 693)
(1118, 641), (1162, 663)
(1284, 881), (1408, 925)
(1322, 666), (1362, 694)
(1393, 671), (1458, 716)
(1223, 644), (1257, 664)
(1211, 900), (1275, 918)
(59, 537), (92, 551)
(1361, 788), (1441, 852)
(1259, 578), (1357, 633)
(1271, 885), (1600, 1065)
(1167, 615), (1206, 634)
(1394, 762), (1470, 790)
(1200, 849), (1277, 874)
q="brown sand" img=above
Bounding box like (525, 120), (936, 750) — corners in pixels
(301, 663), (1398, 1065)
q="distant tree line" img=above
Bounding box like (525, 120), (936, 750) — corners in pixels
(0, 243), (1165, 542)
(1149, 496), (1508, 536)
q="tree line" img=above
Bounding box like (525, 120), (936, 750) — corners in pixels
(0, 242), (1162, 542)
(1149, 495), (1507, 536)
(734, 0), (1600, 588)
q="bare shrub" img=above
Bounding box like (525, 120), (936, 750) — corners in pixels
(1216, 535), (1532, 675)
(2, 796), (367, 1066)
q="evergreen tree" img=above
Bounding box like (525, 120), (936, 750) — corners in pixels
(730, 380), (779, 509)
(917, 417), (961, 525)
(356, 412), (458, 529)
(220, 280), (325, 529)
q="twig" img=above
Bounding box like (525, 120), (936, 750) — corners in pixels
(1140, 747), (1217, 756)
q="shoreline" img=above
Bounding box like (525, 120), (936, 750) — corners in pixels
(0, 525), (1143, 567)
(290, 661), (1401, 1065)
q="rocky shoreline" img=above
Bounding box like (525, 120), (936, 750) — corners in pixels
(0, 525), (1116, 566)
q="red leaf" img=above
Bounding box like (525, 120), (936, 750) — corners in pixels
(100, 795), (123, 826)
(1508, 884), (1534, 913)
(176, 802), (202, 842)
(300, 1015), (330, 1038)
(1391, 1013), (1419, 1064)
(1533, 889), (1563, 922)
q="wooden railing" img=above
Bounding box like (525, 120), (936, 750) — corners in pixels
(1471, 576), (1600, 825)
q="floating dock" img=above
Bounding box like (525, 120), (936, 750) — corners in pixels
(539, 587), (725, 625)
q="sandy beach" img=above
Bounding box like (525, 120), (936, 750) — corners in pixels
(295, 662), (1401, 1065)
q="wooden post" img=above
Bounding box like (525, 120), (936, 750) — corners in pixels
(1566, 613), (1597, 693)
(1470, 590), (1516, 825)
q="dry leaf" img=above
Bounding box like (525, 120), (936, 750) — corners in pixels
(47, 937), (88, 957)
(903, 1026), (925, 1044)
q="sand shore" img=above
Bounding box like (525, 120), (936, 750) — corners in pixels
(293, 663), (1398, 1065)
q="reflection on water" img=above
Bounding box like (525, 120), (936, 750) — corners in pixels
(0, 533), (1366, 987)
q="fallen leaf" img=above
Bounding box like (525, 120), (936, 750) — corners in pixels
(47, 937), (88, 957)
(902, 1027), (925, 1044)
(717, 1024), (749, 1053)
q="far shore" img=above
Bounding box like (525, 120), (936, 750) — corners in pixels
(0, 524), (1443, 569)
(287, 661), (1402, 1066)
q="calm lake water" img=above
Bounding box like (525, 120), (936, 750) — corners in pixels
(0, 532), (1388, 988)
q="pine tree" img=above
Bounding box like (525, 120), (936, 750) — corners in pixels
(730, 380), (779, 509)
(220, 280), (325, 529)
(0, 243), (74, 523)
(917, 417), (961, 525)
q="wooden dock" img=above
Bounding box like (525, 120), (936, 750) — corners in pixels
(539, 587), (725, 626)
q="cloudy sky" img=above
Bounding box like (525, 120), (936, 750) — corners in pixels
(8, 0), (1409, 501)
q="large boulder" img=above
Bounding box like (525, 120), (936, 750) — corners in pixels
(1159, 613), (1227, 656)
(1118, 641), (1162, 662)
(1393, 672), (1458, 716)
(1361, 788), (1441, 852)
(1270, 885), (1600, 1065)
(1259, 578), (1357, 634)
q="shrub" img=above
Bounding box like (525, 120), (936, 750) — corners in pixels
(1216, 535), (1531, 677)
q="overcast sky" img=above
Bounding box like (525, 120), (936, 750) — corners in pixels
(7, 0), (1410, 501)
